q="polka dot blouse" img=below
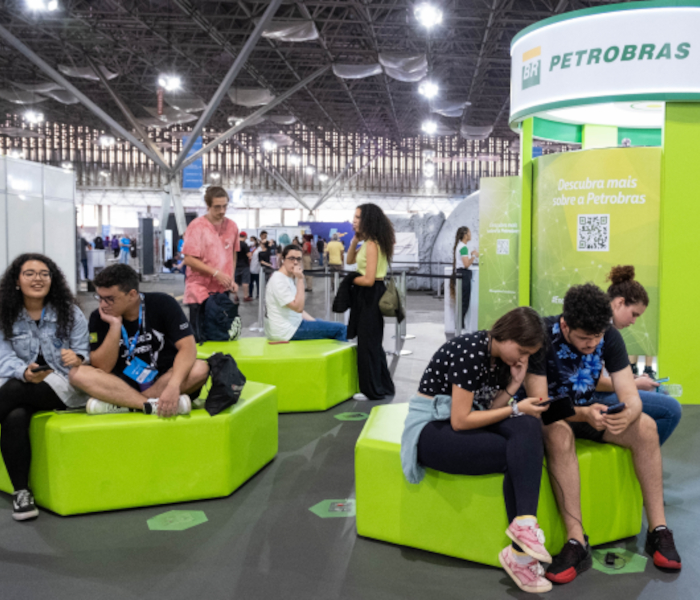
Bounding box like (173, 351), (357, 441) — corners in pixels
(418, 330), (507, 411)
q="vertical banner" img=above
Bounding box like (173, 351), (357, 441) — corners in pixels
(478, 177), (522, 329)
(532, 147), (661, 355)
(182, 136), (204, 190)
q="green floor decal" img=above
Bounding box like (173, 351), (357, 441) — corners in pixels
(147, 510), (208, 531)
(309, 499), (356, 518)
(335, 412), (369, 422)
(591, 548), (648, 575)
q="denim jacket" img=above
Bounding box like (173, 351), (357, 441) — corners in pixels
(0, 304), (90, 382)
(400, 393), (452, 484)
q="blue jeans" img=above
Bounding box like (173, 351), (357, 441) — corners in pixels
(291, 319), (347, 342)
(119, 250), (130, 264)
(592, 390), (682, 446)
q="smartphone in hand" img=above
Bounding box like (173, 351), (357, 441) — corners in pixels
(30, 365), (53, 373)
(603, 402), (626, 415)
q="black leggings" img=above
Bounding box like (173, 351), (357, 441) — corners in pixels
(417, 415), (543, 525)
(0, 379), (65, 491)
(457, 268), (472, 328)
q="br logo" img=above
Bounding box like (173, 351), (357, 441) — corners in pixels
(522, 46), (541, 90)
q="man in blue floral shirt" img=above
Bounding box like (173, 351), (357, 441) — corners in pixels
(525, 283), (680, 583)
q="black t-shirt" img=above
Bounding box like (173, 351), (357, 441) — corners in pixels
(417, 330), (510, 411)
(236, 241), (250, 268)
(89, 293), (193, 389)
(317, 240), (324, 254)
(527, 314), (629, 406)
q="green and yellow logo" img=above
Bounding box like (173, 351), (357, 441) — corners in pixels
(522, 46), (541, 90)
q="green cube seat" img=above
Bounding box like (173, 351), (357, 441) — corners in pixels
(0, 381), (278, 516)
(355, 403), (643, 567)
(197, 338), (358, 413)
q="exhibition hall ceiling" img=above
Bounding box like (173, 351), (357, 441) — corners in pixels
(0, 0), (629, 142)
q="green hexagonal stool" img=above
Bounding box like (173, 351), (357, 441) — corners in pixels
(355, 403), (643, 568)
(0, 381), (278, 516)
(197, 338), (358, 413)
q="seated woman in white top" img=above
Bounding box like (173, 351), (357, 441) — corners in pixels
(264, 245), (347, 342)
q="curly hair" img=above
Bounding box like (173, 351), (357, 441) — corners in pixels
(450, 226), (470, 299)
(0, 253), (77, 339)
(357, 203), (395, 261)
(606, 265), (649, 307)
(562, 283), (612, 334)
(93, 264), (140, 293)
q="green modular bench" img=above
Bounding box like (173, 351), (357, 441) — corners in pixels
(0, 381), (278, 516)
(197, 338), (359, 413)
(355, 403), (643, 568)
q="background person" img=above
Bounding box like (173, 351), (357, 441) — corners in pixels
(70, 265), (209, 417)
(0, 253), (90, 521)
(119, 235), (131, 265)
(402, 307), (551, 594)
(346, 203), (395, 401)
(326, 233), (345, 291)
(302, 234), (314, 292)
(250, 241), (261, 299)
(235, 231), (253, 302)
(450, 226), (479, 332)
(264, 245), (347, 342)
(594, 265), (682, 445)
(181, 186), (239, 342)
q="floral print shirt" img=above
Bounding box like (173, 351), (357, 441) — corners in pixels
(527, 315), (629, 406)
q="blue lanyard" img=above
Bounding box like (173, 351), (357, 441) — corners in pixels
(121, 303), (143, 364)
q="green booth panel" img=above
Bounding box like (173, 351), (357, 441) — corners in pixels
(0, 381), (278, 516)
(355, 403), (643, 568)
(197, 338), (359, 413)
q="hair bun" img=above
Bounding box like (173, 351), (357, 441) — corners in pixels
(607, 265), (635, 285)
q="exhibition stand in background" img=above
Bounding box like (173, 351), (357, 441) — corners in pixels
(477, 0), (699, 402)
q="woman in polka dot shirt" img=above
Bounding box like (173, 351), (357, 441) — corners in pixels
(406, 307), (554, 593)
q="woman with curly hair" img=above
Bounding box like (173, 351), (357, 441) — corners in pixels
(346, 203), (396, 400)
(0, 253), (89, 521)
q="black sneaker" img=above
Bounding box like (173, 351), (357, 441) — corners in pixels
(12, 489), (39, 521)
(546, 536), (592, 584)
(631, 363), (639, 376)
(643, 366), (657, 380)
(646, 526), (681, 570)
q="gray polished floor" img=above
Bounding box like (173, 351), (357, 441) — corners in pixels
(1, 276), (694, 600)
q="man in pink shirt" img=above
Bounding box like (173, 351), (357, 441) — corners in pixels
(182, 186), (240, 342)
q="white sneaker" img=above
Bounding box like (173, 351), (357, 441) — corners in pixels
(86, 398), (130, 415)
(144, 394), (192, 416)
(228, 316), (242, 341)
(353, 393), (369, 401)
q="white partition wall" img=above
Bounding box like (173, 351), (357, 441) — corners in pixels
(1, 157), (77, 292)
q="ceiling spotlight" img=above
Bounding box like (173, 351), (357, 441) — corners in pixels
(210, 172), (221, 180)
(9, 149), (24, 159)
(318, 174), (329, 183)
(99, 135), (116, 147)
(421, 120), (437, 135)
(61, 161), (73, 170)
(415, 3), (443, 28)
(24, 110), (44, 124)
(27, 0), (58, 10)
(262, 140), (278, 152)
(99, 170), (110, 178)
(305, 166), (315, 176)
(424, 162), (436, 178)
(158, 75), (181, 92)
(418, 80), (439, 99)
(288, 154), (301, 166)
(425, 179), (435, 189)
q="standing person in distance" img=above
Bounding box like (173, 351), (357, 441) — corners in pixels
(181, 186), (239, 342)
(326, 233), (345, 291)
(346, 203), (396, 401)
(451, 226), (479, 333)
(316, 237), (326, 267)
(235, 231), (253, 302)
(302, 234), (314, 292)
(0, 253), (90, 521)
(119, 234), (131, 265)
(249, 238), (261, 299)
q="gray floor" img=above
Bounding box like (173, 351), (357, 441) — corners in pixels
(1, 277), (696, 599)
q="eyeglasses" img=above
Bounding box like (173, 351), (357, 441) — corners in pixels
(22, 270), (51, 280)
(286, 256), (302, 263)
(93, 294), (117, 305)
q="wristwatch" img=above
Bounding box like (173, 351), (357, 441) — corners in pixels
(510, 398), (522, 417)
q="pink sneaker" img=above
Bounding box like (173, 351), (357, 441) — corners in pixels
(499, 546), (552, 594)
(507, 518), (552, 563)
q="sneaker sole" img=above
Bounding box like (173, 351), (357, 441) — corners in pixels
(498, 549), (553, 593)
(13, 509), (39, 521)
(645, 544), (682, 570)
(506, 528), (553, 563)
(546, 553), (592, 584)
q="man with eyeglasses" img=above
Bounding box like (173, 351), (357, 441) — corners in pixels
(264, 245), (347, 342)
(69, 264), (210, 417)
(181, 186), (240, 342)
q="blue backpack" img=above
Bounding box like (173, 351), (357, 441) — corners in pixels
(202, 293), (242, 342)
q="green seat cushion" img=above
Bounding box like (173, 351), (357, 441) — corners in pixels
(355, 403), (643, 567)
(0, 381), (278, 516)
(197, 338), (358, 413)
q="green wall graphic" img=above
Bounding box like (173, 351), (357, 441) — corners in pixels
(478, 177), (522, 329)
(532, 147), (661, 355)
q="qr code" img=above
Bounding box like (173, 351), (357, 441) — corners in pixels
(577, 214), (609, 252)
(496, 239), (510, 255)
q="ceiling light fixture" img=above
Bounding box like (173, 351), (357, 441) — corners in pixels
(99, 170), (110, 178)
(318, 174), (329, 182)
(262, 140), (278, 152)
(418, 80), (439, 99)
(425, 179), (435, 189)
(421, 120), (437, 135)
(288, 154), (301, 166)
(423, 162), (436, 178)
(27, 0), (58, 11)
(305, 166), (316, 176)
(99, 135), (116, 147)
(9, 149), (24, 159)
(24, 110), (44, 124)
(414, 3), (443, 28)
(61, 161), (73, 170)
(157, 75), (181, 92)
(210, 172), (221, 180)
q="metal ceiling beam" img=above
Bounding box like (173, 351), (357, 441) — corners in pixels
(321, 149), (384, 201)
(311, 139), (371, 210)
(180, 65), (330, 170)
(171, 0), (284, 173)
(0, 22), (171, 172)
